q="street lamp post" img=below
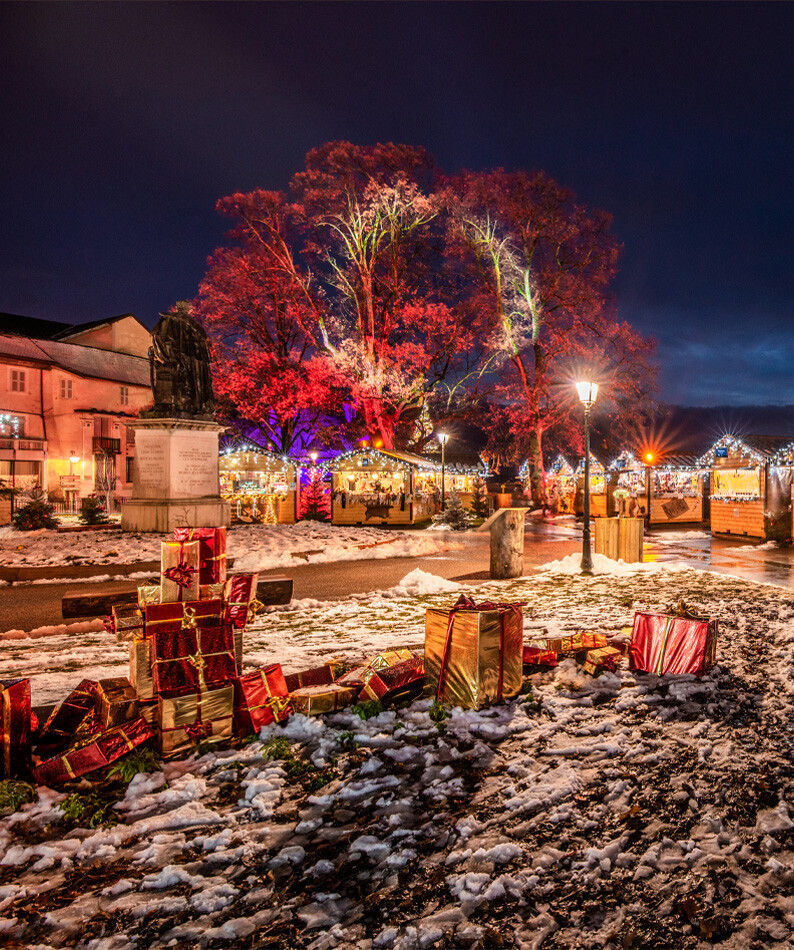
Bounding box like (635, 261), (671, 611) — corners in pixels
(438, 433), (449, 511)
(575, 381), (598, 575)
(644, 451), (654, 528)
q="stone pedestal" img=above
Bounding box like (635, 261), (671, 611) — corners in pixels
(121, 418), (230, 533)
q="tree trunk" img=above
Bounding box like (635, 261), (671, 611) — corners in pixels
(489, 509), (525, 579)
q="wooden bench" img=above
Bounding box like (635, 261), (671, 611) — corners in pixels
(61, 575), (293, 619)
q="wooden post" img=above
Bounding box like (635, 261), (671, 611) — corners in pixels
(594, 516), (643, 563)
(489, 508), (525, 579)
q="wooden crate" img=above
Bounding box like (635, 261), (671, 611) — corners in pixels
(594, 517), (644, 563)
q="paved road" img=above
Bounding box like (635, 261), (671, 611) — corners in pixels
(3, 520), (794, 634)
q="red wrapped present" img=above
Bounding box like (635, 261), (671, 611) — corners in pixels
(144, 599), (224, 635)
(224, 573), (259, 629)
(582, 646), (623, 675)
(33, 717), (155, 786)
(1, 679), (31, 780)
(173, 527), (227, 586)
(157, 685), (234, 759)
(629, 610), (717, 677)
(160, 540), (200, 604)
(96, 677), (139, 729)
(285, 664), (336, 693)
(36, 679), (101, 758)
(523, 646), (559, 667)
(233, 665), (292, 737)
(359, 655), (424, 703)
(425, 596), (525, 710)
(151, 621), (236, 694)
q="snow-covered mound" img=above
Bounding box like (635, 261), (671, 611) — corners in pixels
(539, 552), (690, 575)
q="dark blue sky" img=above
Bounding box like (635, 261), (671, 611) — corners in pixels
(2, 2), (793, 406)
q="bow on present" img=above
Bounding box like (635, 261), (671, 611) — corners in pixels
(103, 615), (116, 636)
(185, 720), (213, 742)
(247, 599), (265, 624)
(437, 594), (527, 703)
(667, 599), (700, 620)
(164, 561), (197, 590)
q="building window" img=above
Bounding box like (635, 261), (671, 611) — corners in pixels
(126, 456), (135, 483)
(120, 386), (129, 406)
(60, 378), (73, 399)
(10, 370), (26, 393)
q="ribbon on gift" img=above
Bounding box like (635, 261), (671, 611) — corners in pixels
(185, 720), (213, 742)
(182, 606), (197, 630)
(653, 616), (676, 676)
(254, 668), (291, 719)
(164, 561), (197, 594)
(247, 599), (265, 624)
(437, 595), (526, 704)
(667, 599), (700, 620)
(103, 615), (116, 636)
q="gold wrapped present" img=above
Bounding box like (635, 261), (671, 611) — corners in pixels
(112, 606), (144, 644)
(363, 648), (414, 671)
(157, 684), (234, 759)
(525, 631), (608, 655)
(160, 540), (201, 604)
(137, 585), (161, 608)
(129, 639), (154, 700)
(138, 699), (156, 725)
(425, 596), (524, 710)
(200, 583), (225, 601)
(289, 684), (356, 716)
(582, 646), (623, 676)
(96, 677), (139, 729)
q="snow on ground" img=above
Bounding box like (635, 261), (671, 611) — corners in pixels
(0, 522), (460, 572)
(647, 530), (711, 544)
(3, 568), (794, 947)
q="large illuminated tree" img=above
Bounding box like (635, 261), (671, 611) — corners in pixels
(447, 169), (657, 500)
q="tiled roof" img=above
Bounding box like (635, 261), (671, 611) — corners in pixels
(0, 334), (150, 387)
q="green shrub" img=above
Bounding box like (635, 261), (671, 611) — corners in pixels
(353, 699), (383, 720)
(0, 780), (36, 813)
(107, 747), (162, 783)
(79, 494), (109, 525)
(59, 792), (118, 829)
(12, 488), (57, 530)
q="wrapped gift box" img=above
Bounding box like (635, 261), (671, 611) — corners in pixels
(234, 628), (243, 675)
(290, 684), (356, 716)
(157, 685), (234, 759)
(96, 677), (139, 729)
(137, 585), (161, 608)
(33, 717), (155, 786)
(224, 573), (259, 629)
(112, 605), (145, 644)
(582, 646), (623, 675)
(286, 664), (336, 693)
(233, 665), (292, 736)
(138, 699), (157, 725)
(359, 655), (424, 703)
(526, 632), (607, 655)
(425, 596), (524, 710)
(144, 599), (224, 635)
(523, 646), (559, 667)
(334, 667), (366, 693)
(173, 527), (227, 586)
(36, 679), (101, 758)
(200, 583), (225, 601)
(151, 624), (236, 694)
(1, 678), (31, 780)
(160, 540), (201, 604)
(363, 649), (415, 670)
(629, 611), (717, 677)
(129, 639), (154, 700)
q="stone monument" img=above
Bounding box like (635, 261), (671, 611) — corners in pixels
(121, 301), (230, 533)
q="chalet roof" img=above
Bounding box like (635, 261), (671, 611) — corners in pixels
(0, 313), (73, 339)
(52, 313), (149, 341)
(698, 433), (794, 465)
(0, 333), (150, 387)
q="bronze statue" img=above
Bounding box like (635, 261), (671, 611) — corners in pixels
(146, 301), (215, 418)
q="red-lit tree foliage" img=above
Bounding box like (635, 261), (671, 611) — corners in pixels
(197, 143), (485, 453)
(446, 169), (656, 501)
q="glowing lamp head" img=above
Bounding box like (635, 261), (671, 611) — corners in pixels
(69, 453), (80, 464)
(310, 451), (318, 462)
(437, 432), (449, 446)
(575, 381), (598, 405)
(644, 451), (654, 464)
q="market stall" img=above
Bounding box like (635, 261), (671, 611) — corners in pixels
(574, 455), (608, 517)
(544, 456), (576, 514)
(649, 455), (708, 525)
(326, 448), (441, 525)
(219, 449), (298, 524)
(608, 452), (647, 518)
(700, 435), (793, 540)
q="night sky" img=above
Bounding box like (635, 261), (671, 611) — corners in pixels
(2, 2), (793, 407)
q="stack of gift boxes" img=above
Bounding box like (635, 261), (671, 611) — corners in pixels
(2, 565), (718, 786)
